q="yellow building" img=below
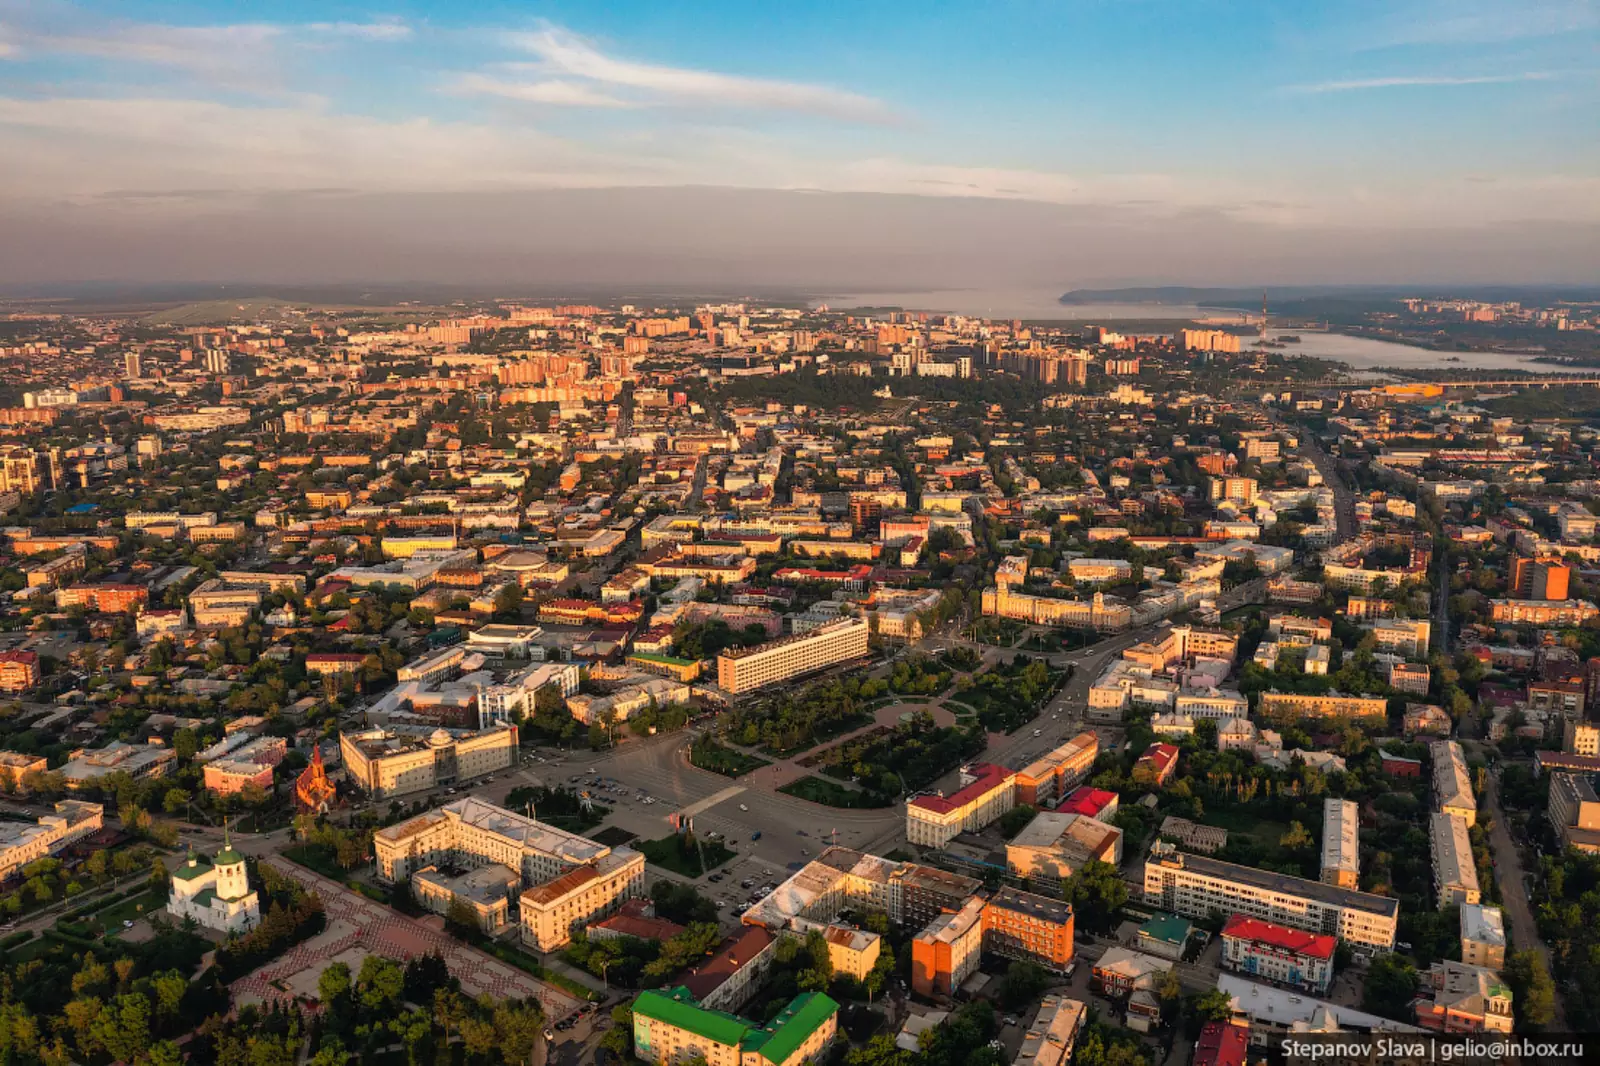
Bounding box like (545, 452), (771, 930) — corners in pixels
(906, 763), (1016, 848)
(717, 617), (869, 695)
(340, 725), (518, 800)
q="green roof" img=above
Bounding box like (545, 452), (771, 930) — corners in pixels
(214, 847), (245, 867)
(1139, 913), (1193, 946)
(171, 857), (213, 881)
(633, 988), (751, 1048)
(747, 992), (839, 1066)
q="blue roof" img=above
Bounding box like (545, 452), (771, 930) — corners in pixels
(66, 503), (98, 514)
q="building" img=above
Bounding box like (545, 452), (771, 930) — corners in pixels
(981, 585), (1133, 632)
(680, 925), (778, 1013)
(1132, 743), (1179, 787)
(1320, 799), (1359, 889)
(340, 724), (518, 799)
(413, 864), (521, 935)
(631, 988), (838, 1066)
(0, 800), (103, 880)
(1158, 816), (1228, 854)
(911, 897), (985, 996)
(982, 886), (1076, 973)
(1369, 618), (1431, 658)
(1143, 843), (1399, 953)
(0, 446), (42, 494)
(372, 797), (644, 951)
(0, 751), (47, 790)
(60, 742), (176, 789)
(1430, 813), (1480, 909)
(1193, 1021), (1250, 1066)
(906, 763), (1016, 848)
(1459, 903), (1506, 971)
(167, 833), (260, 934)
(1256, 691), (1389, 723)
(1489, 599), (1598, 627)
(187, 579), (263, 627)
(0, 651), (40, 695)
(1415, 961), (1513, 1034)
(1014, 997), (1087, 1066)
(1092, 946), (1172, 997)
(1220, 914), (1337, 994)
(1549, 772), (1600, 852)
(1565, 721), (1600, 757)
(1013, 732), (1099, 807)
(1513, 556), (1571, 601)
(1432, 741), (1476, 826)
(716, 617), (869, 695)
(1006, 812), (1123, 886)
(1136, 913), (1193, 961)
(56, 583), (149, 613)
(201, 735), (288, 796)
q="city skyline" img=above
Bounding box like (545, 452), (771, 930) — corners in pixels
(1, 0), (1597, 286)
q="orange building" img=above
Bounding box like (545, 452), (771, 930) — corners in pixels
(56, 584), (148, 613)
(982, 886), (1076, 972)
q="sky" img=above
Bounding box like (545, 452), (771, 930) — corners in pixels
(0, 0), (1597, 290)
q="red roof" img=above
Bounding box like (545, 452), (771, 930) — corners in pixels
(0, 650), (38, 666)
(1193, 1021), (1249, 1066)
(910, 763), (1013, 814)
(1059, 787), (1116, 817)
(1137, 743), (1178, 772)
(1220, 915), (1337, 960)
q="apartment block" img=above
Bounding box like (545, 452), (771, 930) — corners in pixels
(1459, 903), (1506, 971)
(1430, 813), (1481, 909)
(1256, 691), (1389, 723)
(716, 617), (869, 695)
(910, 896), (986, 996)
(631, 988), (837, 1066)
(1432, 741), (1476, 826)
(1320, 799), (1359, 889)
(1143, 843), (1398, 953)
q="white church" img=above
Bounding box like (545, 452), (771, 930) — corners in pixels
(167, 831), (260, 934)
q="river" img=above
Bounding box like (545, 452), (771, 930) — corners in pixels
(819, 287), (1555, 374)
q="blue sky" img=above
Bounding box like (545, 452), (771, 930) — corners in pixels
(0, 0), (1596, 285)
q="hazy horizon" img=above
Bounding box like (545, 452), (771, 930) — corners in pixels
(1, 0), (1597, 287)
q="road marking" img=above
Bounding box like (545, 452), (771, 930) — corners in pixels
(678, 785), (746, 819)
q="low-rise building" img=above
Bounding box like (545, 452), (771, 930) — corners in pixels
(906, 763), (1016, 848)
(1220, 915), (1336, 995)
(1006, 812), (1123, 887)
(1320, 798), (1359, 889)
(1460, 903), (1506, 972)
(1432, 741), (1476, 826)
(413, 864), (520, 935)
(1415, 961), (1513, 1034)
(0, 800), (103, 880)
(1013, 732), (1098, 807)
(1548, 771), (1600, 852)
(1014, 997), (1087, 1066)
(60, 742), (176, 789)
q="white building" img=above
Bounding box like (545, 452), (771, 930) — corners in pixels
(167, 834), (260, 934)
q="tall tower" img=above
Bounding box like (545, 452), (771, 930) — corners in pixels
(214, 820), (250, 902)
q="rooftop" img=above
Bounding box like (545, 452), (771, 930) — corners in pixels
(1149, 848), (1400, 920)
(909, 762), (1014, 814)
(1221, 914), (1337, 960)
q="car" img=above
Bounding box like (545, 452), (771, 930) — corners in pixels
(751, 831), (761, 840)
(708, 873), (723, 882)
(738, 803), (748, 812)
(543, 1030), (555, 1042)
(741, 879), (754, 889)
(1032, 729), (1043, 737)
(123, 920), (135, 929)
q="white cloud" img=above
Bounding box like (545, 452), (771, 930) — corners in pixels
(1286, 71), (1559, 92)
(502, 26), (902, 124)
(1366, 0), (1597, 48)
(452, 74), (636, 109)
(305, 19), (412, 42)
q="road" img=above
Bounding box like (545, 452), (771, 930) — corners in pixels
(1482, 768), (1566, 1030)
(1296, 434), (1355, 544)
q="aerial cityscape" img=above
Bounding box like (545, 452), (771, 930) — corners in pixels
(1, 2), (1599, 1065)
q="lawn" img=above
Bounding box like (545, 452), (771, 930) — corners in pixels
(88, 888), (169, 934)
(638, 834), (737, 877)
(282, 843), (349, 880)
(689, 739), (771, 778)
(779, 775), (893, 809)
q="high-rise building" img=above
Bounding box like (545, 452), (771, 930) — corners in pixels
(0, 446), (41, 495)
(124, 351), (142, 379)
(204, 349), (230, 375)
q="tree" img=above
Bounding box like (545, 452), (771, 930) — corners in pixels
(999, 804), (1038, 839)
(1362, 954), (1417, 1020)
(1062, 860), (1128, 933)
(162, 789), (192, 816)
(318, 961), (352, 1006)
(356, 956), (405, 1011)
(1280, 821), (1313, 850)
(1505, 949), (1556, 1029)
(492, 1000), (544, 1065)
